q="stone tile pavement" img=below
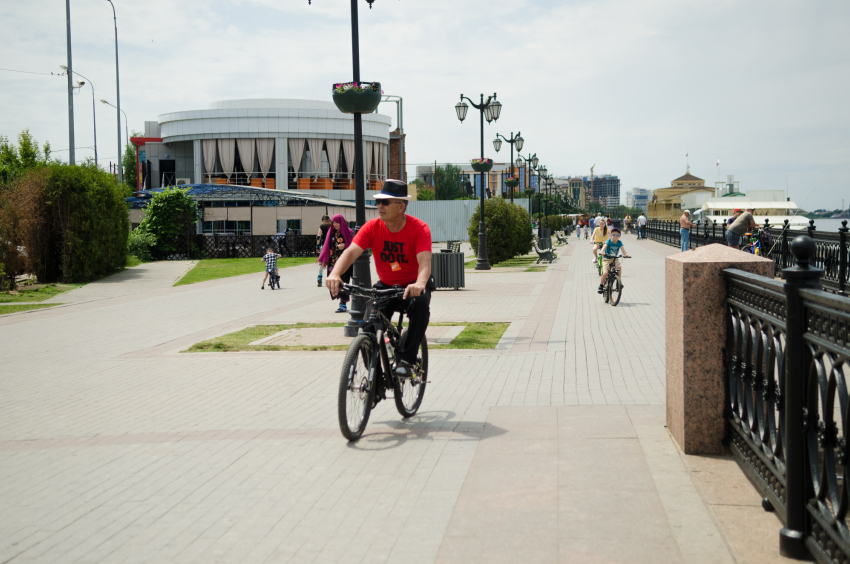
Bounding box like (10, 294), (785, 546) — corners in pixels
(0, 234), (782, 563)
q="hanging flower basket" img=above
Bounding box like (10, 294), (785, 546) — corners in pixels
(470, 158), (493, 173)
(332, 82), (382, 114)
(505, 177), (520, 188)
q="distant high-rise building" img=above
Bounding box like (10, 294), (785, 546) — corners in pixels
(582, 174), (620, 210)
(626, 188), (651, 212)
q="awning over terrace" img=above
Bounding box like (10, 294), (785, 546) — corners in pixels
(125, 184), (376, 210)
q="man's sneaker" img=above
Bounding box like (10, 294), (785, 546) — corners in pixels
(591, 258), (597, 263)
(394, 360), (415, 379)
(335, 303), (347, 313)
(261, 285), (264, 290)
(597, 284), (604, 294)
(317, 279), (323, 287)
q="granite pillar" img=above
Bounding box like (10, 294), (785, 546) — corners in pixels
(666, 244), (775, 454)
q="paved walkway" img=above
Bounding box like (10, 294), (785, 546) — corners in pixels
(0, 235), (783, 563)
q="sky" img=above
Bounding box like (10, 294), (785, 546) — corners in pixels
(1, 0), (849, 211)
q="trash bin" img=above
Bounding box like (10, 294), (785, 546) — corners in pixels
(539, 237), (552, 250)
(432, 251), (465, 290)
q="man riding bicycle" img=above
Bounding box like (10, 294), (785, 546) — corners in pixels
(326, 179), (432, 379)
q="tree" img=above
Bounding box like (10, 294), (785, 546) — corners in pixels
(468, 199), (532, 264)
(138, 187), (198, 256)
(435, 164), (464, 200)
(0, 129), (52, 186)
(122, 142), (137, 193)
(416, 186), (435, 200)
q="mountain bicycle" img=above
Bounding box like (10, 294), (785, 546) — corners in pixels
(601, 255), (630, 306)
(336, 283), (428, 441)
(743, 228), (769, 256)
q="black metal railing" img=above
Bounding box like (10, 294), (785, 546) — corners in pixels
(151, 234), (319, 261)
(640, 218), (849, 295)
(723, 236), (850, 561)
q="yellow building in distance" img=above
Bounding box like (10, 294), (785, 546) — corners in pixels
(647, 171), (716, 219)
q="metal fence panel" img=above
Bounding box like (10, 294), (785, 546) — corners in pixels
(406, 199), (532, 242)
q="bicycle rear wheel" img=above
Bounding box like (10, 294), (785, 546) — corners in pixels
(610, 276), (623, 306)
(393, 329), (428, 418)
(338, 334), (375, 441)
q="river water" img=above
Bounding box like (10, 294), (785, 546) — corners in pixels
(787, 218), (849, 232)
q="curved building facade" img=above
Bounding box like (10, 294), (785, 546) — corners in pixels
(131, 99), (392, 200)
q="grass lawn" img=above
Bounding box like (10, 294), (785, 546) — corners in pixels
(0, 303), (61, 315)
(126, 255), (143, 267)
(525, 266), (548, 272)
(184, 321), (510, 352)
(174, 257), (316, 286)
(0, 284), (82, 304)
(465, 255), (539, 269)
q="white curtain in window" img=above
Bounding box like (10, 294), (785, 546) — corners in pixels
(325, 139), (341, 175)
(256, 139), (274, 179)
(288, 138), (305, 174)
(217, 139), (235, 179)
(236, 138), (255, 179)
(202, 140), (217, 180)
(363, 141), (373, 179)
(342, 140), (355, 179)
(377, 143), (386, 177)
(307, 138), (324, 178)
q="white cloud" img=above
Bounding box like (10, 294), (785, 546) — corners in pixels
(1, 0), (848, 209)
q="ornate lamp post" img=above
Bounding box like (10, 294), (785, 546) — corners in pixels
(493, 132), (523, 202)
(537, 166), (549, 237)
(455, 93), (502, 271)
(516, 153), (539, 229)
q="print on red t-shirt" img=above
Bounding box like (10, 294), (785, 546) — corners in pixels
(352, 215), (432, 286)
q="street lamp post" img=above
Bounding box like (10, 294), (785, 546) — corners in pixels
(309, 0), (379, 335)
(61, 66), (95, 165)
(455, 93), (502, 271)
(100, 100), (128, 144)
(493, 132), (523, 202)
(106, 0), (122, 183)
(516, 152), (539, 229)
(537, 166), (549, 237)
(64, 0), (75, 165)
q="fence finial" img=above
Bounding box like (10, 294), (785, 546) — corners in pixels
(790, 236), (816, 270)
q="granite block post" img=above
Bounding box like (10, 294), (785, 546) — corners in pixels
(666, 244), (775, 454)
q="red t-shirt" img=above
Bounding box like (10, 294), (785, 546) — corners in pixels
(353, 215), (432, 286)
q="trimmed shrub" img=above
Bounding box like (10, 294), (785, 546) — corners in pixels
(8, 163), (129, 283)
(468, 199), (533, 265)
(128, 229), (157, 262)
(138, 187), (198, 256)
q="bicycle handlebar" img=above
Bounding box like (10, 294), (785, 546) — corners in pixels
(339, 283), (405, 301)
(602, 254), (630, 259)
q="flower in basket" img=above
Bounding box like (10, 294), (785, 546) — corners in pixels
(332, 82), (380, 94)
(471, 158), (493, 165)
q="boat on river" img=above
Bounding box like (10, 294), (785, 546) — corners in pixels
(693, 199), (809, 228)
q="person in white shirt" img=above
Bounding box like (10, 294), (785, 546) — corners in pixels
(637, 214), (647, 239)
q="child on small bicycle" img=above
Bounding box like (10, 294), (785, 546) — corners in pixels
(261, 247), (281, 290)
(598, 228), (630, 294)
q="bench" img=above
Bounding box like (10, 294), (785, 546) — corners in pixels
(440, 241), (462, 254)
(555, 232), (569, 245)
(532, 240), (556, 264)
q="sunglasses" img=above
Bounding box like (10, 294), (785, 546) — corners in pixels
(376, 200), (402, 207)
(611, 233), (621, 237)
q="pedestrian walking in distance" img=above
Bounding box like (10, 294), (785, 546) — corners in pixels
(319, 214), (354, 313)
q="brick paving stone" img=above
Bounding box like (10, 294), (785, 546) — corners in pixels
(0, 234), (726, 563)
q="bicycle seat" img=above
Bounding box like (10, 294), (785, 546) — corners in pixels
(744, 233), (753, 237)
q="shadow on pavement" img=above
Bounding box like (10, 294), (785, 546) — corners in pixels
(348, 410), (507, 451)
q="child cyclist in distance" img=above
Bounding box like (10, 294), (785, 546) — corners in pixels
(261, 247), (281, 290)
(598, 228), (630, 294)
(591, 218), (610, 263)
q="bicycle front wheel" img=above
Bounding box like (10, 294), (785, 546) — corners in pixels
(338, 334), (376, 441)
(610, 276), (623, 306)
(394, 329), (428, 418)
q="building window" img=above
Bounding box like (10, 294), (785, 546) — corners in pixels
(203, 220), (252, 235)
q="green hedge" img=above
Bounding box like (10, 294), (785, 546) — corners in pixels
(138, 187), (198, 255)
(8, 163), (129, 283)
(468, 199), (532, 265)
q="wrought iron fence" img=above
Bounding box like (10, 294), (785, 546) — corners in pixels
(151, 234), (319, 261)
(722, 236), (850, 560)
(641, 218), (849, 295)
